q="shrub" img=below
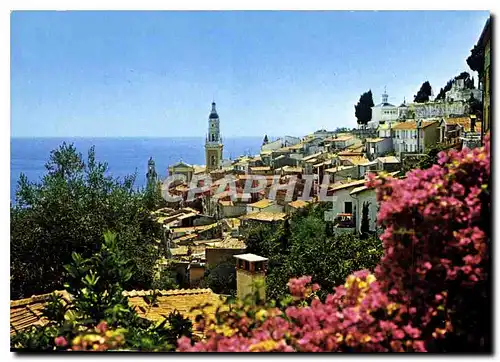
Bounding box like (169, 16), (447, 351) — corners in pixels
(177, 135), (490, 352)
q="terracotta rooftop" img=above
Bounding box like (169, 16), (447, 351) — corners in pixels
(365, 137), (385, 143)
(377, 156), (401, 164)
(247, 199), (274, 209)
(330, 179), (367, 192)
(324, 165), (356, 173)
(287, 200), (310, 209)
(126, 289), (224, 327)
(392, 121), (437, 130)
(11, 289), (224, 336)
(250, 166), (271, 172)
(443, 116), (482, 133)
(10, 291), (71, 335)
(239, 211), (288, 222)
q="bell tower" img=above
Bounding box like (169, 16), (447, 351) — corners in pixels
(205, 101), (224, 172)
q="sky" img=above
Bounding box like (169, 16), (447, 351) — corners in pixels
(11, 10), (490, 138)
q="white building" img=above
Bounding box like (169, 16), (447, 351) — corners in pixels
(261, 139), (283, 152)
(350, 185), (378, 234)
(283, 136), (301, 147)
(410, 101), (466, 119)
(365, 137), (393, 160)
(313, 129), (336, 139)
(445, 78), (482, 103)
(369, 88), (399, 129)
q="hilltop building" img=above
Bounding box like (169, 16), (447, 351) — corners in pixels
(205, 102), (224, 173)
(369, 88), (399, 129)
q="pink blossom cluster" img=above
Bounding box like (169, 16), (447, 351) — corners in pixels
(56, 321), (126, 351)
(176, 135), (490, 352)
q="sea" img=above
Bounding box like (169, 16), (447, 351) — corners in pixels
(10, 137), (262, 204)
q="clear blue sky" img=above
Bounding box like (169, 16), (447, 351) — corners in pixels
(11, 10), (490, 138)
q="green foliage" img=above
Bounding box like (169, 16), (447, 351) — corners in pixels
(243, 203), (383, 301)
(414, 81), (433, 103)
(417, 143), (451, 170)
(360, 201), (370, 238)
(11, 232), (193, 352)
(11, 142), (164, 299)
(354, 90), (375, 126)
(467, 94), (483, 117)
(200, 260), (237, 296)
(467, 43), (485, 79)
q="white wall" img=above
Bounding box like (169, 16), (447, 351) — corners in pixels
(352, 189), (378, 233)
(366, 138), (393, 159)
(262, 139), (283, 152)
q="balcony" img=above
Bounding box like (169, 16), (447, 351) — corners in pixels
(333, 213), (355, 228)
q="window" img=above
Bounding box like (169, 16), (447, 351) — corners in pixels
(344, 201), (353, 214)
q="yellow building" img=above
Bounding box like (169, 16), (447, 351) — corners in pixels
(205, 102), (224, 172)
(168, 161), (195, 183)
(234, 253), (268, 302)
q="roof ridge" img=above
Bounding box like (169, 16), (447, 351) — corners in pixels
(122, 288), (214, 297)
(10, 290), (70, 307)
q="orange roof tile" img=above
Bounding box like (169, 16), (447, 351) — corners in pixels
(10, 291), (71, 335)
(392, 121), (437, 130)
(11, 289), (223, 337)
(125, 289), (224, 326)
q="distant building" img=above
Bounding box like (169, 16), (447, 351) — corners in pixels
(146, 157), (158, 187)
(409, 100), (466, 119)
(445, 78), (481, 103)
(168, 161), (195, 184)
(365, 137), (393, 160)
(369, 88), (399, 129)
(205, 102), (224, 173)
(392, 120), (439, 154)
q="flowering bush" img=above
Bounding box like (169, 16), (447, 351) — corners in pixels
(177, 136), (490, 352)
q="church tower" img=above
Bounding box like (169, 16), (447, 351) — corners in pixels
(146, 157), (158, 187)
(205, 101), (224, 173)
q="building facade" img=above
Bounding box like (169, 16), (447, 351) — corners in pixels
(205, 102), (224, 173)
(369, 89), (399, 128)
(392, 120), (439, 154)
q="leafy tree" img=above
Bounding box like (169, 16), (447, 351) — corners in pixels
(417, 143), (452, 170)
(11, 143), (163, 299)
(467, 94), (483, 117)
(243, 203), (383, 301)
(467, 44), (485, 80)
(200, 260), (237, 296)
(414, 81), (432, 103)
(354, 90), (375, 127)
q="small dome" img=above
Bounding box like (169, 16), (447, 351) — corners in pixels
(209, 102), (219, 119)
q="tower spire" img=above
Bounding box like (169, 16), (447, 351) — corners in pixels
(382, 86), (388, 104)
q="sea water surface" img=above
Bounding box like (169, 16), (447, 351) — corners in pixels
(10, 137), (262, 203)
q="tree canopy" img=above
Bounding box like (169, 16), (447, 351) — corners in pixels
(243, 203), (383, 301)
(354, 90), (375, 127)
(11, 143), (165, 300)
(414, 81), (433, 103)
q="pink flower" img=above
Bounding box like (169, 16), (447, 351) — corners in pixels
(54, 336), (67, 347)
(96, 321), (108, 334)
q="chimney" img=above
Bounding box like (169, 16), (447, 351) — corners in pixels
(234, 253), (268, 303)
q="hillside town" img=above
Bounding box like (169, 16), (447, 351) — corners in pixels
(152, 24), (491, 288)
(10, 14), (491, 353)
